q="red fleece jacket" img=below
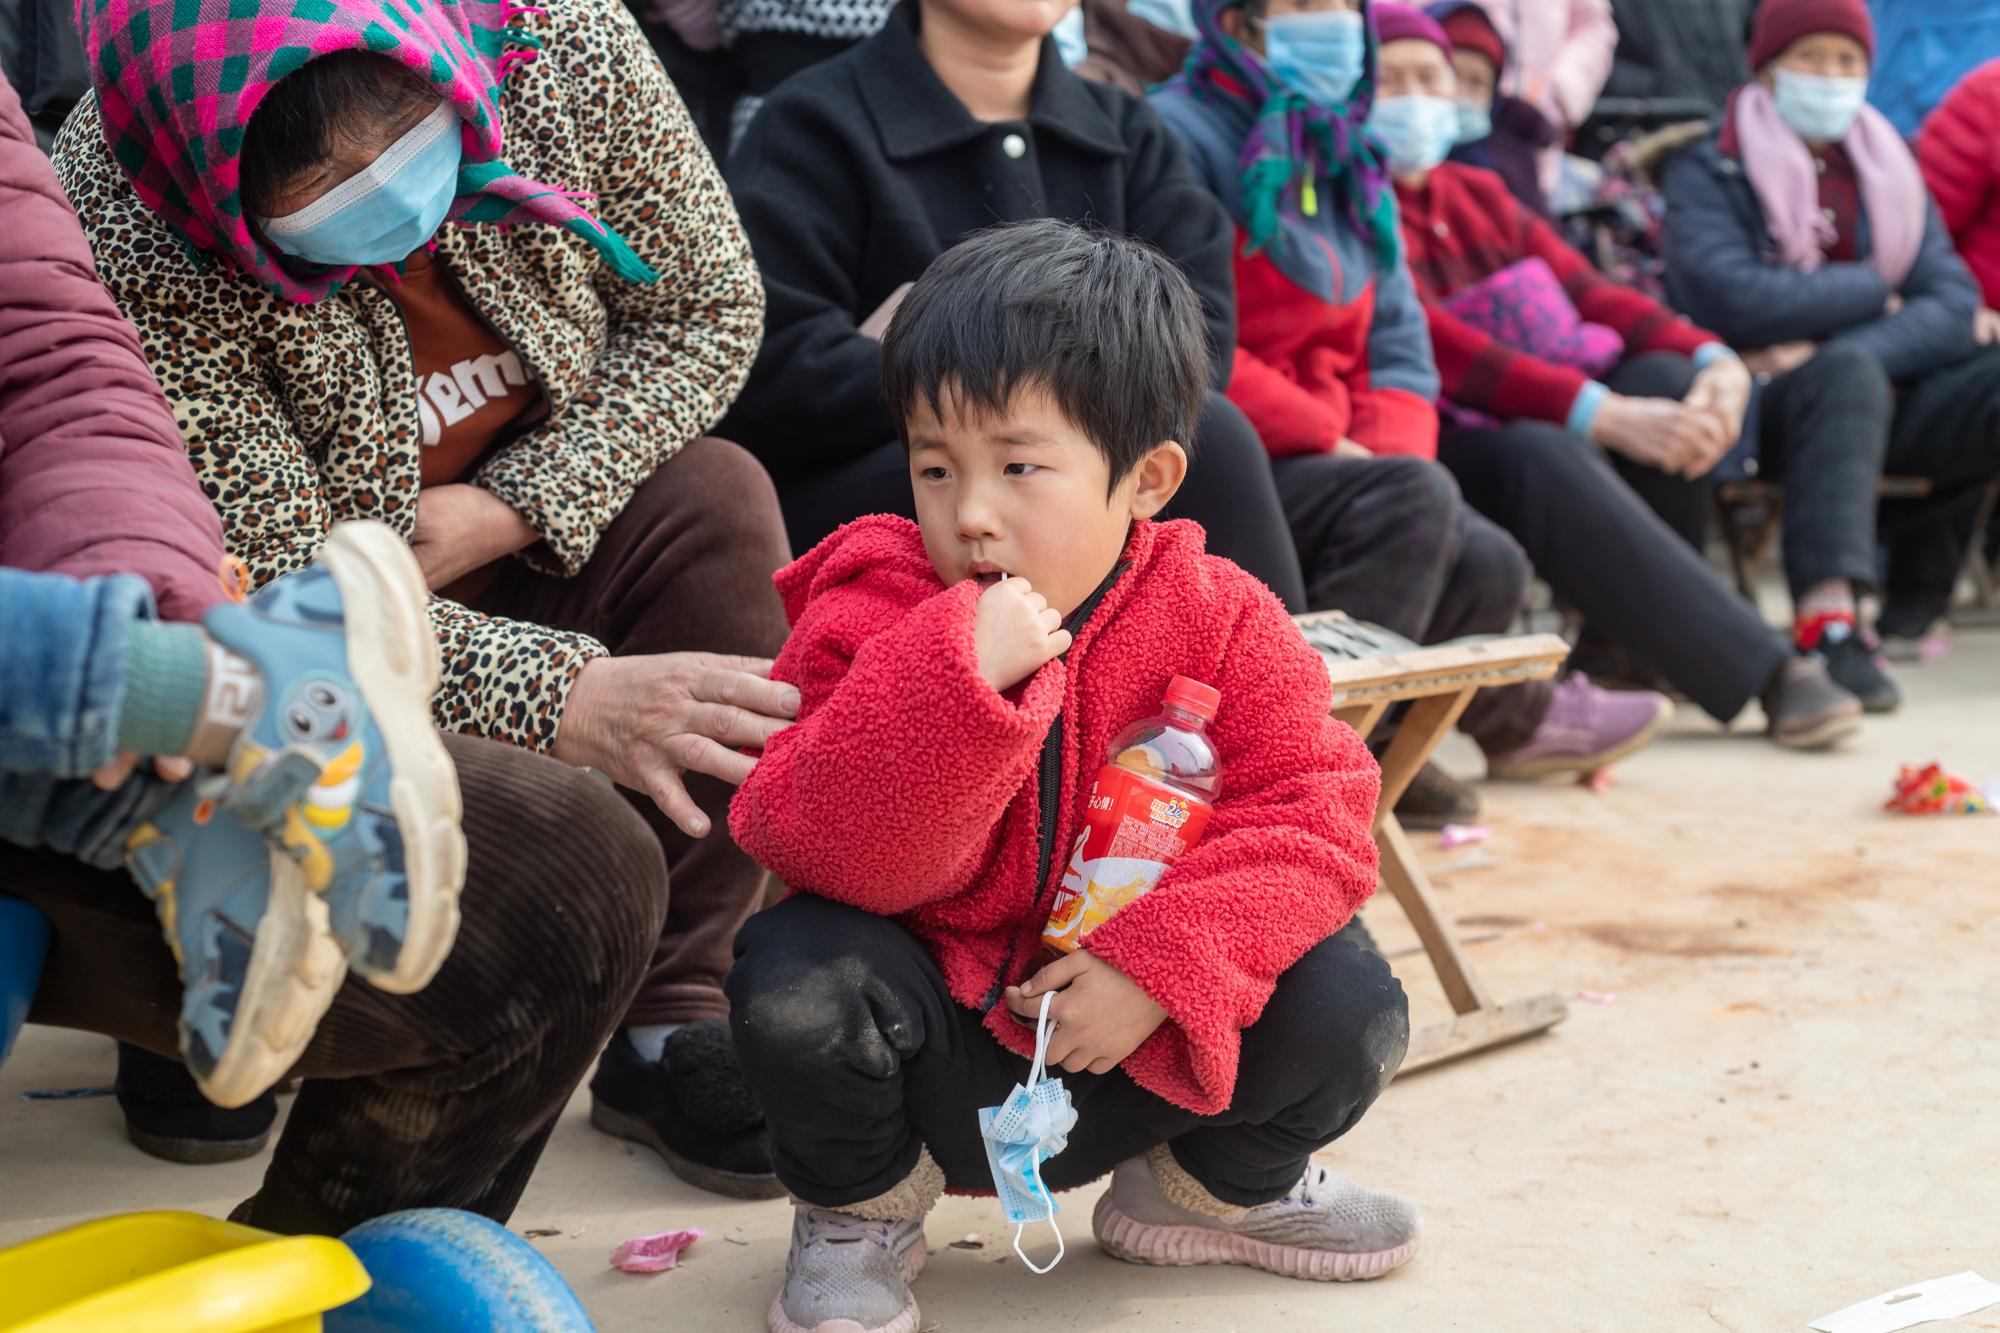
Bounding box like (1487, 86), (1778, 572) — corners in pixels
(730, 516), (1381, 1115)
(1395, 163), (1719, 425)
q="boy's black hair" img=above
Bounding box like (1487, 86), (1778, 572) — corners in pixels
(241, 52), (441, 218)
(880, 219), (1211, 488)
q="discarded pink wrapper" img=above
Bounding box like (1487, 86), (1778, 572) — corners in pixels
(1437, 823), (1491, 850)
(1574, 988), (1617, 1007)
(609, 1228), (707, 1273)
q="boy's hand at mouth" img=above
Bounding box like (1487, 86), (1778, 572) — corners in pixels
(1006, 950), (1167, 1075)
(974, 576), (1071, 692)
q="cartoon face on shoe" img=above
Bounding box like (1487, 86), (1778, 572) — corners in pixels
(278, 674), (368, 831)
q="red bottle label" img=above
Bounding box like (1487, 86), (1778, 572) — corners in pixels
(1041, 763), (1213, 954)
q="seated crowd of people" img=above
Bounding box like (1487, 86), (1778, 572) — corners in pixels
(2, 0), (1998, 1328)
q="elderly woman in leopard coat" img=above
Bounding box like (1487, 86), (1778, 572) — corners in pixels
(56, 0), (796, 1197)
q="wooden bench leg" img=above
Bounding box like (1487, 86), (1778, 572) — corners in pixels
(1373, 690), (1474, 812)
(1377, 818), (1489, 1014)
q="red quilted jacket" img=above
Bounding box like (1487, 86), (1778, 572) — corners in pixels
(730, 515), (1381, 1115)
(0, 72), (222, 621)
(1919, 59), (2000, 311)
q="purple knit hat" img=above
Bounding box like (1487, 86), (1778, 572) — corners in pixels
(1371, 2), (1451, 55)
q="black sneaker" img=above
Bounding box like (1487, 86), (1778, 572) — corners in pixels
(1763, 656), (1863, 750)
(588, 1022), (786, 1199)
(1812, 622), (1901, 714)
(1391, 760), (1479, 831)
(116, 1042), (277, 1164)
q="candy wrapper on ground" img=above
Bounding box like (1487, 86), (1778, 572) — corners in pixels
(609, 1227), (706, 1273)
(1885, 763), (1994, 815)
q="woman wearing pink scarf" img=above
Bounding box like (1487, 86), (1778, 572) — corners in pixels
(1656, 0), (2000, 677)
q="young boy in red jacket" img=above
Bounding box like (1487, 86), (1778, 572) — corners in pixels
(727, 219), (1418, 1333)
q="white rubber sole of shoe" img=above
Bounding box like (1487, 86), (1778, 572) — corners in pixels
(316, 521), (466, 995)
(766, 1237), (928, 1333)
(193, 853), (347, 1109)
(1092, 1192), (1420, 1283)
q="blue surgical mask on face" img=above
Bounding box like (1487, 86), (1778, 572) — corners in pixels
(1771, 67), (1869, 143)
(1052, 6), (1088, 69)
(1369, 93), (1459, 175)
(1127, 0), (1196, 38)
(259, 103), (463, 268)
(1454, 98), (1492, 145)
(977, 993), (1076, 1274)
(1260, 9), (1366, 109)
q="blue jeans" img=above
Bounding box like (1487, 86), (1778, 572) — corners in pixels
(0, 569), (179, 869)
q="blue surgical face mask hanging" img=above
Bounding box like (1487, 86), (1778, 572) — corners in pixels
(1052, 5), (1089, 69)
(977, 991), (1076, 1274)
(259, 102), (463, 268)
(1369, 92), (1459, 175)
(1454, 98), (1492, 145)
(1260, 9), (1366, 109)
(1771, 67), (1869, 144)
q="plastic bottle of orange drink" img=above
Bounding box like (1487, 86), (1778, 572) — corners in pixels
(1040, 676), (1222, 960)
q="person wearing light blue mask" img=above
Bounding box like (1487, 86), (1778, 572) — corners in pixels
(257, 102), (463, 268)
(1257, 6), (1365, 107)
(1366, 89), (1456, 175)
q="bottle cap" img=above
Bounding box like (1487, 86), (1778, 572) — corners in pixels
(1163, 675), (1221, 721)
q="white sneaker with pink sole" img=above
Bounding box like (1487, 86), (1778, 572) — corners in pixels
(1093, 1150), (1421, 1282)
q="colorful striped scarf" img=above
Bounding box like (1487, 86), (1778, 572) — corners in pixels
(77, 0), (657, 303)
(1178, 0), (1399, 271)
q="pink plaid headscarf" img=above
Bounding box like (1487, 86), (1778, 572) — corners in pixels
(78, 0), (657, 303)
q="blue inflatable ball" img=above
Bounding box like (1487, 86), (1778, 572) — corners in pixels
(327, 1208), (596, 1332)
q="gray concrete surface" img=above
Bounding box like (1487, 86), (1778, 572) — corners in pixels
(4, 629), (1998, 1332)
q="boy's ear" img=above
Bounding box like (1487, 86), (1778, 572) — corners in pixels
(1126, 440), (1189, 521)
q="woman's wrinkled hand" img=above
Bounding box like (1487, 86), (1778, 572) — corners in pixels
(553, 652), (800, 837)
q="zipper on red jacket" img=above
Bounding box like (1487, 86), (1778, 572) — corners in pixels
(982, 560), (1130, 1015)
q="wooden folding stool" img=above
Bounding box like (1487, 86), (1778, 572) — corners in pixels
(1295, 612), (1573, 1073)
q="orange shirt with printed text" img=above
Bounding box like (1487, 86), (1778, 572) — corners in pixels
(383, 250), (542, 485)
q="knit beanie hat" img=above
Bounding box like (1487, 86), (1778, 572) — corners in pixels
(1371, 2), (1451, 56)
(1434, 5), (1504, 75)
(1748, 0), (1875, 72)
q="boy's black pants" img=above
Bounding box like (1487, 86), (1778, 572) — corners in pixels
(726, 895), (1408, 1211)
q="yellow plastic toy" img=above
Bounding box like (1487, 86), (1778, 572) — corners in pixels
(0, 1211), (369, 1333)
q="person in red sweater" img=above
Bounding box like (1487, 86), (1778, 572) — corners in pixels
(1369, 2), (1869, 749)
(726, 221), (1419, 1333)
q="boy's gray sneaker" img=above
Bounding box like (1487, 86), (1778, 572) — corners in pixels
(1093, 1149), (1421, 1282)
(769, 1204), (927, 1333)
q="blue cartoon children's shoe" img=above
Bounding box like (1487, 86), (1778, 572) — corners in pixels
(124, 792), (346, 1108)
(204, 521), (465, 995)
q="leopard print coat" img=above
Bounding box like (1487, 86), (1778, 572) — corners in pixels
(53, 0), (763, 752)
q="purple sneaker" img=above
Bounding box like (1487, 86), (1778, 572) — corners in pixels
(1484, 674), (1673, 780)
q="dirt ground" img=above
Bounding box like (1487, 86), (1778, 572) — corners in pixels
(4, 627), (1997, 1332)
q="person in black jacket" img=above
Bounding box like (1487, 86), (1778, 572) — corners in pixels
(724, 0), (1466, 597)
(720, 0), (1318, 586)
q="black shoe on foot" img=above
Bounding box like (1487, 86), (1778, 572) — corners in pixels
(116, 1042), (276, 1164)
(1763, 656), (1863, 750)
(1391, 760), (1479, 831)
(1812, 622), (1901, 714)
(588, 1022), (786, 1200)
